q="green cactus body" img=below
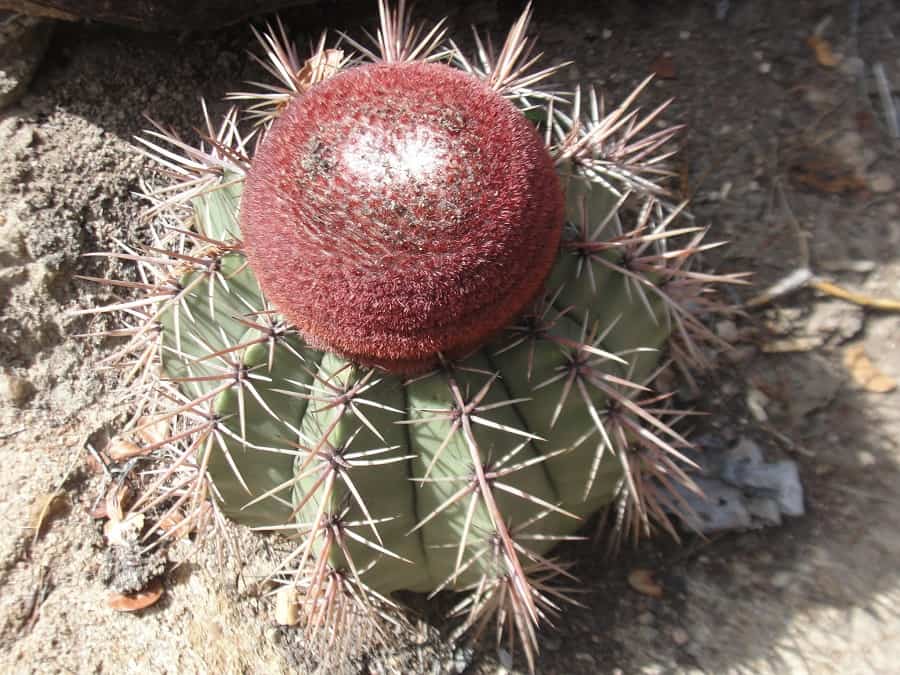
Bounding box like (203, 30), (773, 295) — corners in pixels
(158, 175), (659, 595)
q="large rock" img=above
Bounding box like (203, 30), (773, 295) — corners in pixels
(0, 1), (318, 31)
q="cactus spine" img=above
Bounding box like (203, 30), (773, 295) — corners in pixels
(78, 2), (745, 670)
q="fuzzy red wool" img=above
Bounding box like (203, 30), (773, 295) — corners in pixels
(240, 61), (564, 372)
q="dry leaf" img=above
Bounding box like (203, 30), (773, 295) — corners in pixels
(806, 35), (840, 67)
(29, 492), (69, 540)
(298, 49), (345, 90)
(107, 437), (148, 461)
(275, 585), (300, 626)
(156, 511), (188, 539)
(788, 151), (866, 194)
(107, 579), (164, 612)
(135, 416), (169, 446)
(628, 568), (663, 598)
(843, 344), (897, 393)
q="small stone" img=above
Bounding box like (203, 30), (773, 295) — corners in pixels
(715, 319), (739, 343)
(725, 345), (756, 364)
(637, 611), (655, 625)
(602, 28), (613, 40)
(453, 647), (474, 673)
(868, 172), (896, 193)
(771, 571), (792, 588)
(671, 627), (690, 646)
(575, 653), (596, 665)
(542, 636), (561, 651)
(637, 625), (659, 642)
(839, 55), (865, 77)
(679, 30), (691, 40)
(746, 387), (769, 422)
(0, 372), (34, 405)
(758, 62), (772, 75)
(857, 450), (876, 466)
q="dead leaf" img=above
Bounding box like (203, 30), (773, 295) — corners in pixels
(843, 344), (897, 393)
(29, 492), (69, 541)
(788, 151), (866, 194)
(628, 568), (663, 598)
(651, 53), (677, 80)
(135, 416), (169, 446)
(298, 48), (345, 91)
(806, 35), (840, 67)
(156, 511), (188, 539)
(107, 437), (148, 461)
(107, 579), (164, 612)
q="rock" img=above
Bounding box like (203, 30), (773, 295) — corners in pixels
(0, 14), (53, 110)
(805, 300), (863, 345)
(739, 461), (805, 517)
(720, 437), (765, 484)
(744, 496), (782, 526)
(671, 627), (690, 646)
(868, 172), (896, 193)
(0, 372), (34, 405)
(715, 319), (739, 343)
(770, 571), (792, 588)
(678, 477), (752, 533)
(0, 1), (319, 31)
(452, 647), (474, 673)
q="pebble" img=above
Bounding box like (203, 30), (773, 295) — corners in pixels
(771, 571), (792, 588)
(857, 450), (876, 466)
(715, 319), (739, 343)
(868, 172), (896, 193)
(0, 373), (34, 405)
(679, 30), (691, 40)
(638, 611), (655, 625)
(758, 62), (772, 75)
(575, 652), (596, 665)
(746, 387), (770, 422)
(543, 636), (561, 651)
(602, 28), (613, 40)
(671, 627), (690, 646)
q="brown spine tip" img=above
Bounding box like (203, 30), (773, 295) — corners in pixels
(241, 61), (564, 372)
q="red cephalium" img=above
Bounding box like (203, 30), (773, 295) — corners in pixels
(240, 61), (564, 372)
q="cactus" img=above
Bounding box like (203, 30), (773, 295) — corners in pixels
(78, 2), (745, 670)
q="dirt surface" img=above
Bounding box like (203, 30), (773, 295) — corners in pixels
(1, 1), (899, 673)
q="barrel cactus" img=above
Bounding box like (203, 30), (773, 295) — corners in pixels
(79, 1), (743, 669)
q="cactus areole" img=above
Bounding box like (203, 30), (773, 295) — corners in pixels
(241, 62), (564, 372)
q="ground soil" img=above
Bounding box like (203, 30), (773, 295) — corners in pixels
(1, 1), (899, 673)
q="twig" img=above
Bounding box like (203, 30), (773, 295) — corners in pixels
(873, 63), (900, 140)
(809, 278), (900, 311)
(0, 426), (26, 440)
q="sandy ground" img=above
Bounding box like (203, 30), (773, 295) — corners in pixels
(1, 0), (899, 673)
